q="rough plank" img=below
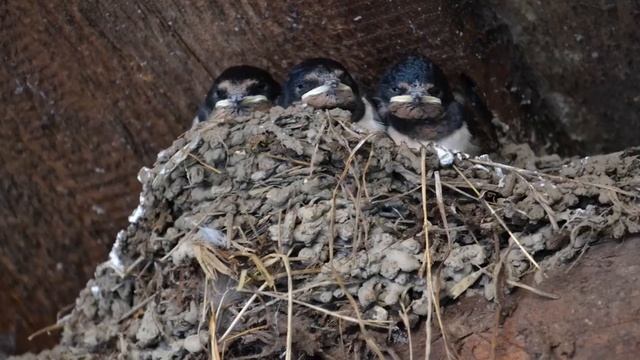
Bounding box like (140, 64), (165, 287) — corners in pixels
(3, 0), (637, 354)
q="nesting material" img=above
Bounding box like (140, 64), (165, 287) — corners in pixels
(25, 106), (640, 359)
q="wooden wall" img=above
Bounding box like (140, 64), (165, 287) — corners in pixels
(2, 0), (638, 354)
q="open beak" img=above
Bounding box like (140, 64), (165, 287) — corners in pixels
(388, 89), (443, 120)
(215, 95), (269, 111)
(239, 95), (269, 105)
(301, 82), (353, 101)
(389, 94), (441, 105)
(300, 80), (355, 109)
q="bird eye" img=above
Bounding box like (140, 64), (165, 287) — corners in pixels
(216, 89), (225, 98)
(296, 83), (304, 91)
(250, 83), (266, 95)
(391, 86), (400, 93)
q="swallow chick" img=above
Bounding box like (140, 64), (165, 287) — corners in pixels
(377, 55), (478, 154)
(281, 58), (383, 132)
(193, 65), (281, 126)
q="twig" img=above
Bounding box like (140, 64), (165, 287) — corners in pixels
(420, 149), (454, 360)
(566, 243), (590, 273)
(223, 324), (269, 343)
(328, 110), (366, 138)
(307, 118), (328, 177)
(399, 303), (414, 360)
(420, 148), (433, 360)
(210, 308), (222, 360)
(362, 145), (375, 200)
(118, 292), (157, 323)
(160, 215), (209, 262)
(490, 233), (511, 360)
(440, 181), (479, 201)
(233, 253), (275, 288)
(244, 280), (344, 317)
(329, 133), (377, 261)
(370, 186), (421, 204)
(506, 280), (560, 300)
(219, 282), (269, 342)
(198, 278), (210, 333)
(434, 171), (453, 259)
(279, 254), (294, 360)
(277, 210), (284, 255)
(469, 158), (636, 196)
(27, 321), (65, 341)
(189, 153), (222, 174)
(345, 168), (366, 257)
(253, 267), (321, 282)
(514, 172), (559, 231)
(334, 271), (386, 359)
(453, 166), (542, 272)
(263, 153), (311, 167)
(478, 256), (559, 300)
(123, 255), (146, 277)
(248, 290), (391, 329)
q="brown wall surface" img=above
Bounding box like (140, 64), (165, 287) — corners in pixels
(1, 0), (638, 355)
(489, 0), (640, 154)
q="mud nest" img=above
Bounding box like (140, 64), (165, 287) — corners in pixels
(24, 106), (640, 359)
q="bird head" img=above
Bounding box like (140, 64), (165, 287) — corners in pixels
(206, 65), (281, 115)
(282, 58), (361, 110)
(377, 56), (452, 122)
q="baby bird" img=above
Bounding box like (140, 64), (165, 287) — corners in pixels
(193, 65), (281, 125)
(281, 58), (383, 132)
(376, 55), (478, 154)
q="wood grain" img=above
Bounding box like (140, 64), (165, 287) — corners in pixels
(0, 0), (573, 354)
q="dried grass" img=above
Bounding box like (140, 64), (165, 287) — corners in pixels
(454, 165), (542, 272)
(62, 107), (640, 359)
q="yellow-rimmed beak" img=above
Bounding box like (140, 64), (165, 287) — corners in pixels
(300, 81), (355, 109)
(215, 94), (270, 111)
(388, 93), (444, 120)
(389, 94), (441, 105)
